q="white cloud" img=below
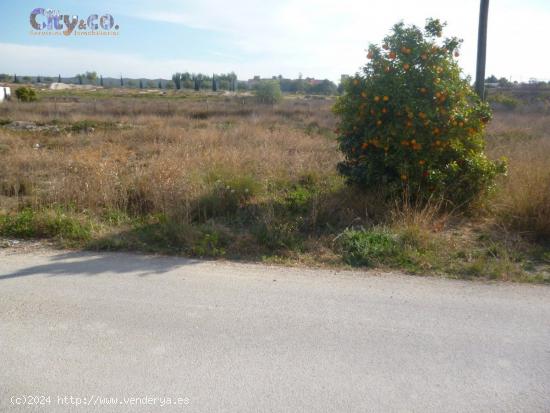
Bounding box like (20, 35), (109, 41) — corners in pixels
(0, 42), (320, 81)
(4, 0), (550, 82)
(122, 0), (550, 81)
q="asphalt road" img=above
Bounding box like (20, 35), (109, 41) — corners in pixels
(1, 249), (549, 412)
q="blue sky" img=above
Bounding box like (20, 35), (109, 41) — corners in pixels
(1, 0), (549, 82)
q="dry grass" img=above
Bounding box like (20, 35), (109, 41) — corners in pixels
(487, 113), (550, 241)
(0, 96), (338, 221)
(0, 91), (548, 280)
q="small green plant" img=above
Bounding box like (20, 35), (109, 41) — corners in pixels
(191, 230), (227, 257)
(254, 220), (303, 252)
(489, 93), (520, 111)
(15, 87), (37, 102)
(196, 175), (259, 220)
(0, 208), (91, 241)
(71, 120), (97, 132)
(339, 229), (399, 267)
(255, 81), (283, 104)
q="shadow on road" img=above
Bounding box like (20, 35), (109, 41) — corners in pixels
(0, 251), (200, 280)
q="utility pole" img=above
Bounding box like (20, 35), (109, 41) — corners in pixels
(475, 0), (490, 100)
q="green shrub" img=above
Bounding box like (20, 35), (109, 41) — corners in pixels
(71, 120), (98, 132)
(339, 229), (399, 267)
(191, 228), (227, 257)
(334, 19), (506, 206)
(196, 175), (260, 220)
(489, 94), (520, 111)
(15, 87), (37, 102)
(255, 81), (283, 104)
(0, 208), (91, 240)
(254, 220), (303, 252)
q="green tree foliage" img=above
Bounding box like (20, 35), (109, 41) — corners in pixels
(85, 71), (97, 82)
(255, 80), (283, 104)
(15, 87), (37, 102)
(334, 19), (506, 206)
(172, 73), (182, 90)
(308, 79), (338, 95)
(212, 74), (218, 92)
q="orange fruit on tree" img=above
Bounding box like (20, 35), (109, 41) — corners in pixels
(389, 51), (397, 59)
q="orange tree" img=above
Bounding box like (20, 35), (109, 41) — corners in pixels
(334, 19), (505, 206)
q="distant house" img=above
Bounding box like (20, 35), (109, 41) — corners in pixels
(0, 86), (11, 102)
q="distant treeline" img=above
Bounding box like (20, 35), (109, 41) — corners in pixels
(0, 71), (339, 95)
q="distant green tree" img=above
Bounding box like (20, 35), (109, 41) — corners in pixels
(58, 74), (61, 83)
(14, 74), (19, 83)
(255, 80), (282, 104)
(498, 77), (511, 87)
(229, 72), (238, 92)
(36, 75), (41, 83)
(120, 76), (124, 87)
(172, 73), (182, 90)
(15, 86), (37, 102)
(158, 80), (162, 89)
(85, 71), (97, 82)
(193, 74), (203, 91)
(22, 76), (31, 83)
(296, 73), (305, 93)
(139, 79), (143, 89)
(308, 79), (338, 95)
(485, 75), (498, 83)
(100, 75), (104, 86)
(0, 74), (10, 82)
(212, 74), (218, 92)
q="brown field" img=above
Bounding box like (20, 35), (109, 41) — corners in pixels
(0, 90), (548, 281)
